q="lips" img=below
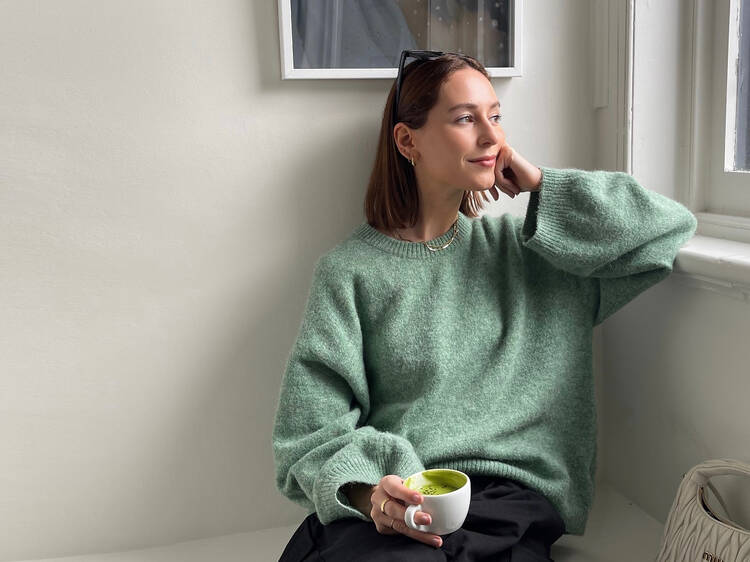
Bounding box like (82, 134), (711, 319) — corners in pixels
(468, 155), (496, 163)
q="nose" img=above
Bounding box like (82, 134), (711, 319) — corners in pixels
(477, 115), (503, 146)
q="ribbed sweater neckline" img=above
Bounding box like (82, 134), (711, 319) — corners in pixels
(353, 211), (472, 259)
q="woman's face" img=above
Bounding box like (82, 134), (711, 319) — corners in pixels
(397, 67), (506, 196)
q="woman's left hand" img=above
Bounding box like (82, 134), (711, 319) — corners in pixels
(491, 144), (543, 200)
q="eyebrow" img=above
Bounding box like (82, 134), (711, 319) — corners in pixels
(448, 101), (502, 112)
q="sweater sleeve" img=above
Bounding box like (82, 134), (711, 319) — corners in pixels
(271, 254), (425, 524)
(520, 166), (697, 326)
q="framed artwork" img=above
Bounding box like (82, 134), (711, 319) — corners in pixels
(278, 0), (523, 79)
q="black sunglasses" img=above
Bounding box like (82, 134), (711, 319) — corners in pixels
(391, 50), (446, 130)
(391, 49), (477, 130)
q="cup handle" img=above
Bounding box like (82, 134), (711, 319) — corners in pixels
(405, 503), (429, 532)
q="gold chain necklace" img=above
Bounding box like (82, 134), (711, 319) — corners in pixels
(394, 214), (460, 252)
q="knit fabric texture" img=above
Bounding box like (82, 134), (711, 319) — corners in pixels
(271, 166), (697, 536)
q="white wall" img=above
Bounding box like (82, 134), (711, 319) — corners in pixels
(5, 0), (729, 559)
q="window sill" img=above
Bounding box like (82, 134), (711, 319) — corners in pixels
(673, 235), (750, 302)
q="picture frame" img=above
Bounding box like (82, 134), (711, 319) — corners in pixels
(278, 0), (523, 79)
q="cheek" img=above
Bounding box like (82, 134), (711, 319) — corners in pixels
(436, 126), (471, 151)
(426, 139), (465, 169)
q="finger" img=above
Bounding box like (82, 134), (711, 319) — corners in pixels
(372, 493), (442, 546)
(495, 168), (515, 188)
(369, 493), (398, 535)
(498, 177), (520, 195)
(497, 184), (515, 199)
(383, 476), (423, 506)
(369, 494), (411, 536)
(494, 145), (515, 182)
(485, 185), (499, 201)
(372, 512), (399, 535)
(494, 144), (514, 172)
(496, 144), (513, 165)
(372, 506), (402, 534)
(389, 517), (443, 548)
(502, 166), (518, 183)
(381, 494), (431, 528)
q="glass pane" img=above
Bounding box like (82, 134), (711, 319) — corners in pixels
(736, 0), (750, 170)
(290, 0), (513, 69)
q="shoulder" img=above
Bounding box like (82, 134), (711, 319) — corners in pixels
(309, 235), (366, 289)
(313, 220), (399, 277)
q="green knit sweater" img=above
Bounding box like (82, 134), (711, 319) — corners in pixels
(271, 166), (697, 536)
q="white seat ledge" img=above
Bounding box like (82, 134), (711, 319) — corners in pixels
(16, 482), (664, 562)
(552, 480), (664, 561)
(11, 527), (299, 562)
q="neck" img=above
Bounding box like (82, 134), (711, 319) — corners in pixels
(394, 193), (464, 243)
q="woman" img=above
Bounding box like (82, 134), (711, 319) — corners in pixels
(272, 52), (697, 561)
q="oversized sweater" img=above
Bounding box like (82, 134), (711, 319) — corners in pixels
(271, 166), (697, 536)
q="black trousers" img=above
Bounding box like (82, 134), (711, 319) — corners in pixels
(278, 474), (566, 561)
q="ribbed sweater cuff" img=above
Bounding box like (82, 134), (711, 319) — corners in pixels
(314, 430), (425, 525)
(521, 166), (597, 276)
(522, 166), (573, 250)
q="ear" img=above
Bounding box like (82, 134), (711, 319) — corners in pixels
(393, 123), (417, 160)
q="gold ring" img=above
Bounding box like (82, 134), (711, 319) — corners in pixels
(380, 497), (391, 513)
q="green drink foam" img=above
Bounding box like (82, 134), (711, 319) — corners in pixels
(415, 482), (458, 495)
(404, 469), (466, 497)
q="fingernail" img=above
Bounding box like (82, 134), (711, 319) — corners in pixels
(413, 494), (421, 503)
(433, 537), (442, 547)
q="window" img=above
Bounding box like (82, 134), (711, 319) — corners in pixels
(688, 0), (750, 243)
(730, 0), (749, 171)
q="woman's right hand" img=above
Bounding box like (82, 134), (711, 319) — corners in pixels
(369, 475), (443, 548)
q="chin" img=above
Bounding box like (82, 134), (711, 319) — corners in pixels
(465, 172), (494, 185)
(473, 177), (495, 190)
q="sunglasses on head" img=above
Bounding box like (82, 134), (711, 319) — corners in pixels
(391, 49), (480, 129)
(392, 49), (472, 130)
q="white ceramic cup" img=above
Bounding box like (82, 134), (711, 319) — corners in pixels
(403, 468), (471, 535)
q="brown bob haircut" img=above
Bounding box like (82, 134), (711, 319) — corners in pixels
(364, 53), (494, 232)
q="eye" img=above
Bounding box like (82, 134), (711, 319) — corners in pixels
(457, 114), (503, 123)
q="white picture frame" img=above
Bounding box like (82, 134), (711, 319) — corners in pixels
(278, 0), (524, 79)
